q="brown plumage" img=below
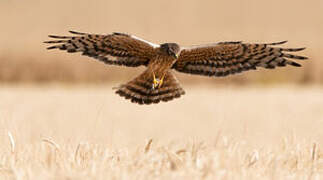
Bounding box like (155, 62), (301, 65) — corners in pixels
(44, 31), (308, 105)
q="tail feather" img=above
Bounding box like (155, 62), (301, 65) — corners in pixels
(116, 71), (185, 105)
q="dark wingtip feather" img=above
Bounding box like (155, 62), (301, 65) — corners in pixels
(295, 55), (308, 60)
(43, 40), (66, 44)
(302, 56), (308, 60)
(267, 41), (288, 45)
(284, 53), (308, 60)
(282, 47), (306, 52)
(48, 35), (70, 39)
(113, 32), (129, 37)
(46, 46), (57, 50)
(69, 30), (86, 35)
(296, 47), (306, 51)
(290, 61), (301, 67)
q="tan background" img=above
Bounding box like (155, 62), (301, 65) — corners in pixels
(0, 0), (321, 84)
(0, 1), (323, 179)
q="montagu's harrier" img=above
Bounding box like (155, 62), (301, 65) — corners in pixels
(44, 31), (307, 105)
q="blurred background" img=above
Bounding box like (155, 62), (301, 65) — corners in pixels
(1, 1), (323, 178)
(0, 0), (321, 85)
(0, 0), (323, 147)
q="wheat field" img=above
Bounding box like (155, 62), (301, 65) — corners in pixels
(1, 0), (323, 179)
(0, 85), (322, 179)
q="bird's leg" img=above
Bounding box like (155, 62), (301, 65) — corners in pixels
(158, 73), (166, 88)
(152, 71), (159, 90)
(152, 71), (165, 90)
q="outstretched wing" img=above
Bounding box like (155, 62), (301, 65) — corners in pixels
(173, 41), (307, 77)
(44, 31), (160, 67)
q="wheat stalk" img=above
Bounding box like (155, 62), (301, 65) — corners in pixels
(311, 142), (317, 161)
(247, 150), (259, 167)
(7, 131), (15, 154)
(42, 138), (60, 151)
(75, 143), (81, 163)
(144, 138), (153, 153)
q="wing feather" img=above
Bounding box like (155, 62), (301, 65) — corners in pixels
(174, 41), (307, 77)
(44, 31), (160, 67)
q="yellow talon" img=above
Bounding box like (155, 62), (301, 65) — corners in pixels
(158, 75), (165, 88)
(152, 72), (158, 90)
(152, 72), (165, 90)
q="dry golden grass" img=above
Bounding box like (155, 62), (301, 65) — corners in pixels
(0, 85), (322, 179)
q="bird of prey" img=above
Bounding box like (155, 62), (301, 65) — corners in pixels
(44, 31), (307, 105)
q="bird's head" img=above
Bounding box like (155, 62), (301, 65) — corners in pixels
(160, 43), (181, 59)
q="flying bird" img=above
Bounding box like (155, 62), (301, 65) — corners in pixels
(44, 31), (308, 105)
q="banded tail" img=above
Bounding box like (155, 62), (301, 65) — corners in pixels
(115, 71), (185, 105)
